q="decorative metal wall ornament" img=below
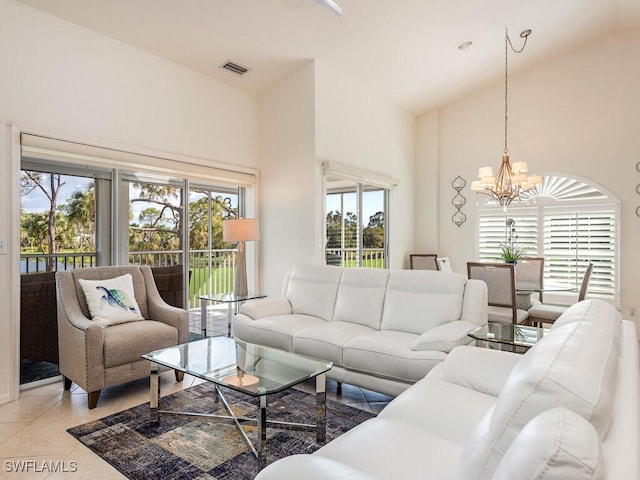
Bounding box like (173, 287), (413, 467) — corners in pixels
(451, 175), (467, 227)
(637, 161), (640, 217)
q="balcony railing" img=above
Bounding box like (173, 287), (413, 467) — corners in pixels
(20, 253), (97, 274)
(21, 247), (384, 306)
(21, 249), (239, 309)
(325, 248), (385, 268)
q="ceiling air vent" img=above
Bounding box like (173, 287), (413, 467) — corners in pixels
(219, 60), (250, 76)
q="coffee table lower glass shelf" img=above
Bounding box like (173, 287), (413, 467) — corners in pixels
(142, 337), (333, 470)
(468, 323), (549, 350)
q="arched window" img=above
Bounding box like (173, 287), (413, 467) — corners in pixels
(477, 174), (620, 304)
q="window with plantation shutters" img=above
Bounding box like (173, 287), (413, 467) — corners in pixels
(478, 209), (538, 262)
(476, 175), (619, 302)
(543, 208), (616, 297)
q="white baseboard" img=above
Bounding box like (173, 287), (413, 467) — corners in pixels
(0, 392), (11, 405)
(20, 375), (62, 391)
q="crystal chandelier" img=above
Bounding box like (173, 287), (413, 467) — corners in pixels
(471, 29), (542, 207)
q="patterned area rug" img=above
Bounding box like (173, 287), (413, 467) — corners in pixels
(68, 383), (375, 480)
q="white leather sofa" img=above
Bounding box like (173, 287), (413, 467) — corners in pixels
(256, 299), (640, 480)
(233, 265), (488, 396)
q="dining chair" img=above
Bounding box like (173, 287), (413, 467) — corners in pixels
(515, 257), (545, 308)
(527, 262), (594, 326)
(467, 262), (529, 325)
(436, 257), (453, 272)
(409, 254), (438, 270)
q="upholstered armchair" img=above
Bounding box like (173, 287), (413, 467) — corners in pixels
(56, 265), (189, 409)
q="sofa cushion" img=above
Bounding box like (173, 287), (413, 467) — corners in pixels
(333, 268), (389, 329)
(410, 320), (477, 352)
(293, 322), (377, 367)
(285, 265), (343, 322)
(438, 346), (521, 398)
(343, 330), (446, 384)
(380, 271), (466, 334)
(316, 417), (463, 480)
(233, 314), (326, 352)
(256, 455), (384, 480)
(103, 320), (177, 367)
(458, 299), (621, 480)
(492, 407), (605, 480)
(380, 375), (497, 446)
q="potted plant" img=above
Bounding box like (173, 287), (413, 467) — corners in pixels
(500, 218), (525, 263)
(500, 243), (525, 263)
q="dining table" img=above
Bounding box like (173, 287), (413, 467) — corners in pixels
(515, 282), (576, 310)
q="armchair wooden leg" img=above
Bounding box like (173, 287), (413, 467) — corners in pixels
(336, 382), (342, 394)
(88, 390), (101, 409)
(63, 376), (72, 390)
(175, 370), (184, 382)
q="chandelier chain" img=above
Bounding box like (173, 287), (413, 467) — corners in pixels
(471, 28), (538, 208)
(504, 30), (509, 154)
(504, 29), (530, 155)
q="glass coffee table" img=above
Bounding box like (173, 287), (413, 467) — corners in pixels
(199, 292), (267, 338)
(468, 323), (549, 351)
(142, 337), (333, 470)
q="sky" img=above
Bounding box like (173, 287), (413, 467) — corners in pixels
(21, 174), (92, 213)
(326, 190), (384, 227)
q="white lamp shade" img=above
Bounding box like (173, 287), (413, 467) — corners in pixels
(481, 176), (496, 186)
(478, 166), (494, 177)
(223, 218), (260, 242)
(528, 175), (543, 185)
(511, 161), (528, 173)
(511, 174), (527, 184)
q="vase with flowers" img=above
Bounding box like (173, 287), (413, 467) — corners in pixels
(500, 218), (526, 264)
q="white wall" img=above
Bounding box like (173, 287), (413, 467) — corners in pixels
(415, 111), (440, 256)
(258, 61), (416, 293)
(259, 62), (318, 295)
(315, 62), (416, 269)
(0, 0), (259, 403)
(419, 28), (640, 325)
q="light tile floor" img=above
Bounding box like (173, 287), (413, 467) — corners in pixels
(1, 350), (393, 479)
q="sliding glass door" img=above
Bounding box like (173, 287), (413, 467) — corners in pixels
(188, 187), (239, 308)
(19, 135), (254, 385)
(326, 178), (388, 268)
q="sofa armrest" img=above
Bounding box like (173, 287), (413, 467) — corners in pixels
(438, 345), (521, 397)
(141, 266), (189, 344)
(411, 320), (477, 352)
(56, 271), (105, 391)
(240, 297), (292, 320)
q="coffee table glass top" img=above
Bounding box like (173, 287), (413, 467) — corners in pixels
(199, 292), (267, 303)
(469, 323), (549, 349)
(143, 337), (332, 397)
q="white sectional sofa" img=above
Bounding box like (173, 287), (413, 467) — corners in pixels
(256, 299), (640, 480)
(233, 265), (488, 396)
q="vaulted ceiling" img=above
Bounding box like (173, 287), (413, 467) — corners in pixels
(18, 0), (640, 113)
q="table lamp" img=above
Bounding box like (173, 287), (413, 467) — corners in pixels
(222, 218), (260, 296)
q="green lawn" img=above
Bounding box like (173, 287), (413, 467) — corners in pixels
(188, 266), (235, 304)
